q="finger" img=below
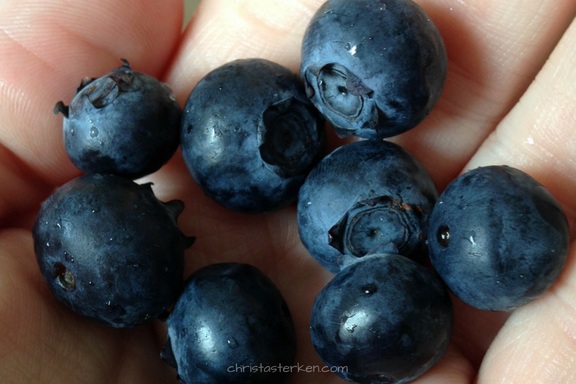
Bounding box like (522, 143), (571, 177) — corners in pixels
(166, 0), (326, 101)
(465, 14), (576, 237)
(391, 0), (576, 188)
(0, 0), (183, 223)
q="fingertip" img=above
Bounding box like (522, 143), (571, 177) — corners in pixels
(166, 0), (326, 104)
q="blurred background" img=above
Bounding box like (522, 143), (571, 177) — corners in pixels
(184, 0), (201, 27)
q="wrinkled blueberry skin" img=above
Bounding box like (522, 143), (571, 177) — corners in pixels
(32, 174), (195, 328)
(300, 0), (447, 139)
(161, 263), (297, 384)
(311, 253), (453, 384)
(55, 60), (181, 179)
(428, 165), (570, 311)
(298, 140), (438, 274)
(181, 58), (326, 214)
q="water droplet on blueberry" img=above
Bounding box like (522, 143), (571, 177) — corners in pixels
(361, 283), (377, 295)
(63, 251), (74, 262)
(90, 127), (99, 137)
(227, 337), (239, 349)
(437, 225), (450, 248)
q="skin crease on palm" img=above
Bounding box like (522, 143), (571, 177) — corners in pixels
(0, 0), (576, 382)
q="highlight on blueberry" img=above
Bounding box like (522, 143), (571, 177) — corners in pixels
(32, 174), (195, 328)
(180, 58), (326, 214)
(297, 139), (438, 273)
(161, 263), (297, 384)
(310, 253), (453, 384)
(428, 165), (570, 311)
(54, 59), (182, 179)
(300, 0), (447, 139)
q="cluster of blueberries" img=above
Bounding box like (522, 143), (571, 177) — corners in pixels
(32, 0), (570, 383)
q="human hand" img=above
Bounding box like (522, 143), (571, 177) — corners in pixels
(0, 0), (575, 383)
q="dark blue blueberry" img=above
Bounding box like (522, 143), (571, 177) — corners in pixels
(161, 263), (297, 384)
(54, 60), (181, 179)
(300, 0), (447, 139)
(180, 58), (326, 214)
(310, 253), (453, 384)
(297, 139), (437, 273)
(32, 174), (195, 328)
(428, 165), (570, 311)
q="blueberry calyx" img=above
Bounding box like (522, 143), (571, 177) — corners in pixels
(53, 262), (75, 291)
(317, 64), (366, 119)
(53, 101), (69, 117)
(88, 65), (135, 109)
(328, 196), (423, 258)
(118, 58), (131, 71)
(77, 76), (96, 93)
(162, 199), (196, 248)
(54, 77), (97, 117)
(258, 97), (323, 177)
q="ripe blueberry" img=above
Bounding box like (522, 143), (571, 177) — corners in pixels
(300, 0), (447, 139)
(428, 165), (570, 311)
(310, 253), (453, 384)
(180, 58), (326, 214)
(161, 263), (297, 384)
(298, 139), (437, 273)
(32, 174), (195, 328)
(55, 60), (181, 179)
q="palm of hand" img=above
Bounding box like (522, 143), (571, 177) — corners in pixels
(0, 0), (575, 383)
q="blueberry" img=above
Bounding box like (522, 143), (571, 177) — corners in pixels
(310, 253), (453, 384)
(32, 174), (195, 328)
(54, 60), (181, 179)
(428, 165), (570, 311)
(297, 139), (437, 273)
(300, 0), (447, 139)
(161, 263), (297, 384)
(180, 58), (326, 214)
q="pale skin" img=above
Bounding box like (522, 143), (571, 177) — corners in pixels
(0, 0), (575, 382)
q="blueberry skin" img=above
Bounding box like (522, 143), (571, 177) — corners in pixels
(300, 0), (447, 139)
(428, 165), (570, 311)
(311, 253), (453, 384)
(298, 139), (438, 274)
(55, 60), (181, 179)
(161, 263), (297, 384)
(32, 174), (195, 328)
(180, 58), (326, 214)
